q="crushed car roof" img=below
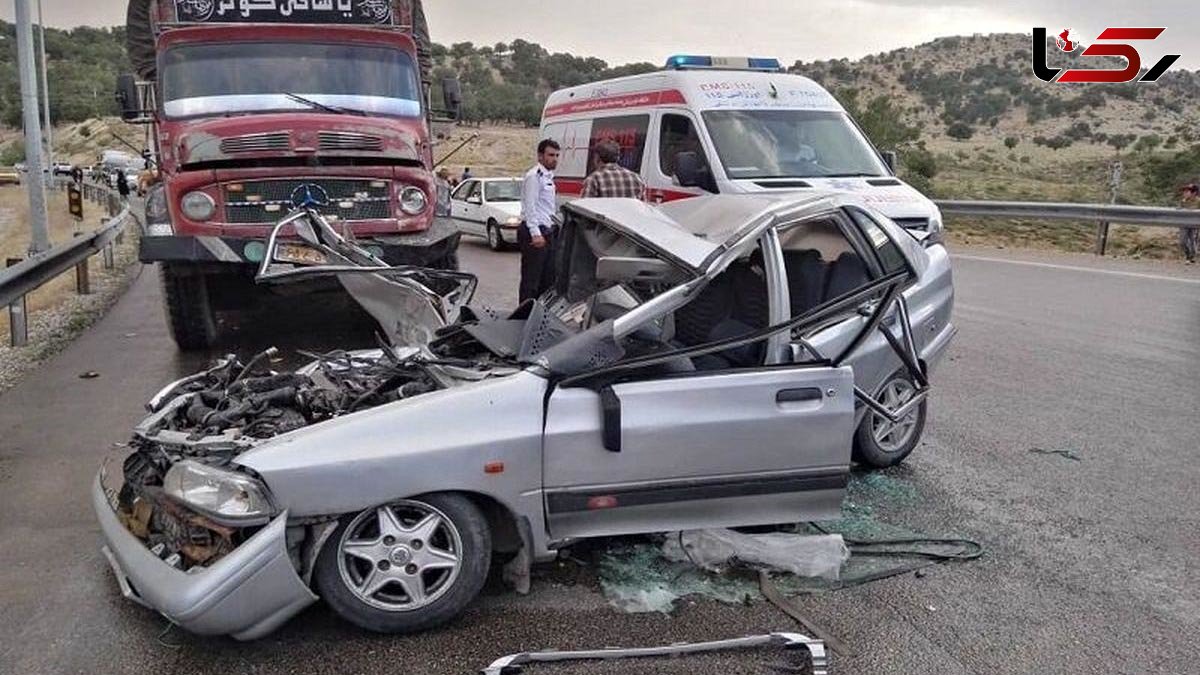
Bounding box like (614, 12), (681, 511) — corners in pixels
(565, 193), (837, 272)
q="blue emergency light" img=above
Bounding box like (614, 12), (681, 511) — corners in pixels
(665, 55), (783, 72)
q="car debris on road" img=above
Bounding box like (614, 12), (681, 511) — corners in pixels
(94, 192), (956, 639)
(479, 632), (829, 675)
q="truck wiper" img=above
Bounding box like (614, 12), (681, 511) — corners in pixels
(819, 172), (883, 178)
(283, 92), (367, 117)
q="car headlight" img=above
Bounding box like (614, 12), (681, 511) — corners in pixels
(926, 210), (945, 246)
(505, 216), (522, 226)
(163, 460), (275, 523)
(398, 186), (428, 215)
(181, 191), (216, 221)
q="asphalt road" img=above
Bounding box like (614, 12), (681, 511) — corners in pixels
(0, 238), (1197, 675)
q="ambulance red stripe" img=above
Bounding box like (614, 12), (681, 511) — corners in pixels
(543, 89), (687, 118)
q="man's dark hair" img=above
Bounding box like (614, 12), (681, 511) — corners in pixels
(595, 139), (621, 164)
(537, 139), (561, 155)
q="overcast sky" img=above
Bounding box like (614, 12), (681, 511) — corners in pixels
(3, 1), (1196, 69)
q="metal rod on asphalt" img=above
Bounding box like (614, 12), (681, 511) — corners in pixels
(6, 258), (28, 347)
(36, 0), (52, 169)
(14, 0), (51, 254)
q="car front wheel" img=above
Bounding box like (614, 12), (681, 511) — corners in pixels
(486, 220), (506, 252)
(314, 494), (491, 633)
(852, 370), (927, 468)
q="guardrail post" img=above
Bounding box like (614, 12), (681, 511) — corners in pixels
(102, 244), (115, 270)
(6, 258), (28, 347)
(1094, 222), (1110, 256)
(75, 257), (90, 295)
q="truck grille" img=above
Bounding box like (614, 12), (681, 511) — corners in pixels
(223, 178), (392, 224)
(318, 131), (384, 152)
(220, 132), (291, 154)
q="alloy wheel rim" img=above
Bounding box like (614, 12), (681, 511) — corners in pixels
(870, 378), (919, 453)
(488, 226), (500, 248)
(337, 501), (463, 612)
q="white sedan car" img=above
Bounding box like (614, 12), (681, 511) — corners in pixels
(449, 178), (523, 251)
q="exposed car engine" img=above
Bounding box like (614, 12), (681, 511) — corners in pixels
(114, 347), (444, 569)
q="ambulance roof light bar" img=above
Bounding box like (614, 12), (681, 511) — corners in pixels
(665, 55), (784, 72)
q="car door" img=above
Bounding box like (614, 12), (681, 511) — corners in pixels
(450, 180), (481, 235)
(541, 233), (855, 540)
(543, 368), (854, 539)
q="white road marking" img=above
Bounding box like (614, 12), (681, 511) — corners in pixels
(953, 254), (1200, 285)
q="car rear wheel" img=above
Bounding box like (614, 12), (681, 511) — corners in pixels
(314, 494), (491, 633)
(486, 220), (506, 252)
(853, 371), (927, 468)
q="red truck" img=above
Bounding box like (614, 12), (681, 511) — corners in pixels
(117, 0), (460, 349)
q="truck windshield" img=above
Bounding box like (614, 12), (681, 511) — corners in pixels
(702, 110), (887, 180)
(161, 42), (421, 119)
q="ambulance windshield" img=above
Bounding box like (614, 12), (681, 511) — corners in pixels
(702, 110), (888, 180)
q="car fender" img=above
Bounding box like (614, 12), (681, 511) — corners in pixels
(235, 370), (550, 552)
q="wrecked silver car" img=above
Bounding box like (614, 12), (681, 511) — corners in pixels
(93, 192), (955, 639)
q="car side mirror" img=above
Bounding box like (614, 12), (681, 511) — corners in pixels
(115, 73), (143, 122)
(596, 256), (675, 284)
(441, 77), (463, 121)
(880, 150), (898, 172)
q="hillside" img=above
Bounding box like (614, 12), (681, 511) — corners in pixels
(793, 33), (1200, 154)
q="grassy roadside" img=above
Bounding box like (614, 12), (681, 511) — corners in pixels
(0, 184), (115, 337)
(0, 185), (142, 394)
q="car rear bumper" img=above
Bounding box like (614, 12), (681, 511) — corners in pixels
(92, 473), (316, 641)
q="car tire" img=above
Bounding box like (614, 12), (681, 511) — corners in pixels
(159, 263), (218, 351)
(486, 220), (506, 252)
(852, 370), (927, 468)
(314, 493), (491, 634)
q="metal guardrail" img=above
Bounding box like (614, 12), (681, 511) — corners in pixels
(2, 182), (132, 347)
(936, 200), (1200, 228)
(936, 200), (1199, 255)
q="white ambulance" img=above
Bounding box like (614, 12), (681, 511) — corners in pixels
(540, 55), (944, 242)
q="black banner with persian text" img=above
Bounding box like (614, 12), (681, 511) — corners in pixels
(172, 0), (395, 25)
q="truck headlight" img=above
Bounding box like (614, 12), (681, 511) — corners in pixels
(163, 460), (274, 523)
(181, 191), (216, 221)
(145, 184), (172, 236)
(398, 186), (427, 215)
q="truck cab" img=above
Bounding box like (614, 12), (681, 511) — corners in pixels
(540, 55), (945, 244)
(120, 0), (457, 349)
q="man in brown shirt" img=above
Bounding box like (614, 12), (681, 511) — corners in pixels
(582, 140), (646, 200)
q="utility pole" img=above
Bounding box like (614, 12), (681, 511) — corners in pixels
(36, 0), (52, 168)
(14, 0), (50, 254)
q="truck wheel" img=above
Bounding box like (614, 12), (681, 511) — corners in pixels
(852, 370), (927, 468)
(315, 494), (491, 634)
(159, 263), (218, 350)
(486, 220), (506, 252)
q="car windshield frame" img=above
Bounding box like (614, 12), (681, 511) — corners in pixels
(701, 109), (888, 180)
(160, 41), (422, 120)
(484, 180), (521, 203)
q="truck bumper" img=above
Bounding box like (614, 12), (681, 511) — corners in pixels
(92, 473), (316, 641)
(140, 218), (461, 267)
